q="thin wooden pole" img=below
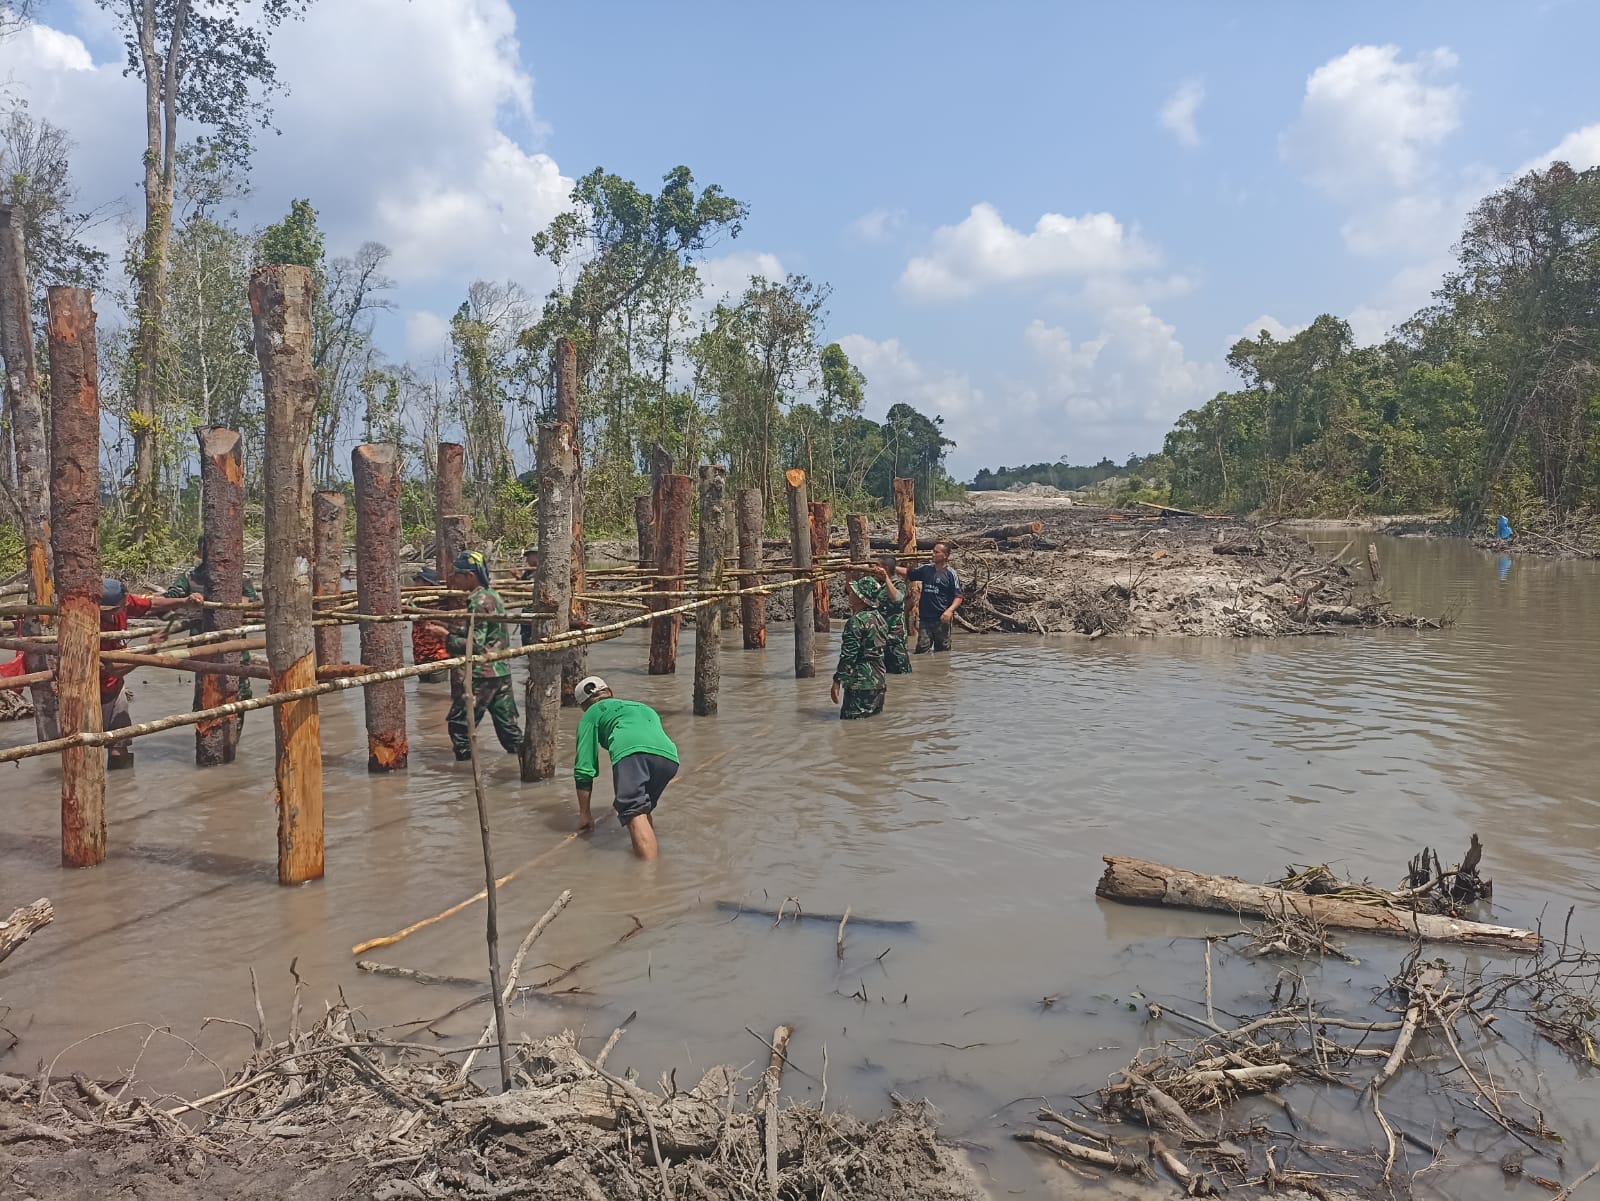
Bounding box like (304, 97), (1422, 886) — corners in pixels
(312, 490), (344, 667)
(46, 287), (104, 868)
(634, 494), (655, 568)
(786, 469), (815, 679)
(737, 487), (766, 649)
(809, 499), (831, 633)
(554, 338), (585, 707)
(251, 264), (324, 886)
(520, 422), (573, 781)
(648, 474), (691, 675)
(197, 427), (246, 765)
(894, 477), (919, 636)
(846, 513), (868, 563)
(694, 465), (726, 715)
(353, 443), (407, 772)
(0, 206), (57, 742)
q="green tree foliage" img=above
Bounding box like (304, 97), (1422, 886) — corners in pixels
(258, 196), (323, 267)
(971, 455), (1153, 492)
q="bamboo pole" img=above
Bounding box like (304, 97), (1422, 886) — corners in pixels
(737, 487), (766, 649)
(846, 513), (868, 564)
(46, 287), (105, 868)
(694, 465), (726, 716)
(520, 422), (573, 782)
(894, 477), (919, 636)
(353, 443), (408, 773)
(252, 264), (325, 887)
(554, 338), (585, 707)
(197, 427), (246, 765)
(312, 490), (345, 667)
(0, 205), (57, 742)
(648, 474), (692, 675)
(809, 499), (831, 633)
(786, 469), (815, 679)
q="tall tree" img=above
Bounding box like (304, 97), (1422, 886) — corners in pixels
(0, 107), (110, 309)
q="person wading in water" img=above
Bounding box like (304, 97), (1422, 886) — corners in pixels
(894, 541), (965, 654)
(872, 557), (912, 675)
(831, 575), (889, 719)
(99, 580), (204, 769)
(571, 676), (679, 861)
(443, 550), (523, 760)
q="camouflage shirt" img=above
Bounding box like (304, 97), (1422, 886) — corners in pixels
(833, 608), (888, 693)
(447, 586), (512, 681)
(167, 566), (260, 633)
(876, 590), (908, 642)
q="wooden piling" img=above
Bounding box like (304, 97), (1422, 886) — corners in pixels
(251, 264), (325, 886)
(45, 287), (105, 868)
(694, 465), (726, 716)
(894, 477), (919, 635)
(722, 514), (740, 630)
(520, 422), (574, 781)
(555, 338), (585, 706)
(353, 443), (408, 773)
(786, 469), (815, 679)
(196, 427), (246, 766)
(647, 474), (691, 675)
(436, 442), (467, 580)
(809, 500), (831, 633)
(736, 487), (766, 649)
(312, 490), (345, 666)
(0, 206), (57, 742)
(634, 494), (655, 568)
(846, 514), (868, 563)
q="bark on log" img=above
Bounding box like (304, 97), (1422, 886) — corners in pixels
(0, 206), (57, 742)
(634, 494), (655, 568)
(46, 287), (104, 869)
(555, 338), (585, 706)
(1367, 542), (1384, 586)
(312, 490), (345, 667)
(520, 422), (574, 781)
(893, 478), (916, 551)
(435, 442), (466, 580)
(809, 500), (831, 633)
(252, 265), (324, 886)
(846, 514), (868, 563)
(353, 444), (407, 773)
(694, 466), (726, 716)
(786, 470), (815, 679)
(736, 487), (766, 649)
(722, 509), (740, 630)
(648, 475), (691, 675)
(0, 898), (51, 968)
(197, 428), (246, 765)
(1096, 856), (1541, 949)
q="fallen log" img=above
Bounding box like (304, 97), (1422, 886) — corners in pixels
(1095, 856), (1541, 950)
(715, 901), (915, 931)
(0, 898), (52, 968)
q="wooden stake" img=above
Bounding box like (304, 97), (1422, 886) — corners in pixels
(809, 500), (831, 633)
(647, 474), (691, 675)
(554, 338), (585, 706)
(737, 487), (766, 649)
(846, 513), (868, 564)
(633, 493), (655, 568)
(786, 469), (815, 678)
(311, 490), (345, 667)
(1367, 542), (1384, 586)
(0, 206), (57, 741)
(197, 427), (246, 766)
(251, 265), (324, 886)
(694, 465), (726, 716)
(353, 443), (408, 772)
(894, 477), (919, 635)
(760, 1023), (794, 1198)
(45, 286), (104, 869)
(520, 422), (574, 782)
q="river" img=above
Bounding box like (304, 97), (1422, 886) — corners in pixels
(3, 533), (1598, 1198)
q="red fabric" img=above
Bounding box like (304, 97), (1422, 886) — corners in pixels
(0, 653), (24, 679)
(100, 594), (155, 699)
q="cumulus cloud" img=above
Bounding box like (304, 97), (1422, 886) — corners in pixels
(1159, 78), (1205, 149)
(847, 207), (906, 241)
(404, 310), (452, 360)
(836, 334), (983, 424)
(695, 251), (787, 305)
(1026, 308), (1223, 426)
(1235, 314), (1304, 345)
(1518, 123), (1600, 175)
(899, 202), (1156, 300)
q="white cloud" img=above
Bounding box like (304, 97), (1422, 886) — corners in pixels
(404, 310), (452, 359)
(847, 207), (906, 241)
(836, 334), (983, 424)
(1519, 123), (1600, 175)
(1235, 315), (1303, 345)
(899, 202), (1157, 300)
(1159, 78), (1205, 149)
(695, 251), (786, 304)
(13, 22), (95, 70)
(1026, 308), (1224, 426)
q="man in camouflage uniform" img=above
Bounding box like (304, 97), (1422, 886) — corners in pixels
(831, 575), (890, 720)
(445, 550), (524, 760)
(872, 558), (912, 675)
(167, 536), (260, 708)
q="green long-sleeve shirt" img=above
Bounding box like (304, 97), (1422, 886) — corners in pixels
(446, 586), (512, 681)
(573, 698), (679, 787)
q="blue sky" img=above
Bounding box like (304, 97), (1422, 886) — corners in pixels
(6, 1), (1599, 477)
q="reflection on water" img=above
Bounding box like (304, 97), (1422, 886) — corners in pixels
(2, 535), (1598, 1196)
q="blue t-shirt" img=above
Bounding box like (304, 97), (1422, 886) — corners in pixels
(907, 563), (962, 622)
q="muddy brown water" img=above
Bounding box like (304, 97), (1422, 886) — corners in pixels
(3, 534), (1598, 1198)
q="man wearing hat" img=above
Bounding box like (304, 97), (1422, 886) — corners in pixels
(443, 550), (523, 759)
(166, 535), (262, 710)
(571, 675), (679, 860)
(409, 566), (451, 683)
(830, 575), (890, 720)
(99, 579), (205, 769)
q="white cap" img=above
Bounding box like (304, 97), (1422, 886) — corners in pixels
(574, 675), (610, 706)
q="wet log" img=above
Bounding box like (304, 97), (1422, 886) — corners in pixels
(0, 898), (51, 967)
(634, 494), (655, 568)
(786, 469), (815, 678)
(1212, 540), (1262, 556)
(46, 286), (104, 869)
(694, 465), (726, 716)
(737, 487), (766, 649)
(647, 474), (691, 675)
(809, 500), (831, 633)
(1095, 856), (1541, 949)
(312, 490), (345, 666)
(555, 338), (585, 706)
(197, 428), (246, 766)
(714, 901), (915, 931)
(252, 264), (325, 887)
(846, 514), (868, 563)
(1015, 1128), (1145, 1175)
(0, 206), (57, 742)
(1367, 542), (1384, 586)
(353, 443), (408, 773)
(435, 442), (466, 580)
(521, 422), (574, 781)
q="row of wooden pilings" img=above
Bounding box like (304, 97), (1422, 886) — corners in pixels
(11, 270), (925, 887)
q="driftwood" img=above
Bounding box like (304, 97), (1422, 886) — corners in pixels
(0, 898), (51, 967)
(1096, 856), (1540, 949)
(715, 901), (916, 931)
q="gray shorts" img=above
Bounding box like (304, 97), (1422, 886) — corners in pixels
(612, 752), (677, 825)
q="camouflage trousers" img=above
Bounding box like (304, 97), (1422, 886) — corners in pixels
(448, 677), (523, 757)
(885, 635), (913, 675)
(839, 688), (885, 721)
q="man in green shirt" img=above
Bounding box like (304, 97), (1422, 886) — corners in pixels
(444, 550), (523, 760)
(167, 536), (261, 705)
(572, 675), (679, 861)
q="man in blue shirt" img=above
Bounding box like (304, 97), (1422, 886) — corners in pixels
(895, 541), (965, 653)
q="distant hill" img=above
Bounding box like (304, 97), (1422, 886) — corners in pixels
(970, 455), (1154, 492)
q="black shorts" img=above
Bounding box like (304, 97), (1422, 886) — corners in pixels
(612, 752), (678, 825)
